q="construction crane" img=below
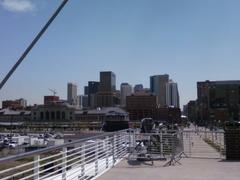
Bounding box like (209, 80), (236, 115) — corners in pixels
(49, 88), (57, 96)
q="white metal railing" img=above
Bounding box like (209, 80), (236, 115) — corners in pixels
(0, 128), (226, 179)
(0, 130), (129, 180)
(128, 130), (185, 166)
(182, 129), (225, 159)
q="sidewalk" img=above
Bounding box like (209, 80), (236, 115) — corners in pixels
(97, 158), (240, 180)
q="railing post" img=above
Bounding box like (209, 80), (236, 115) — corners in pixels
(204, 128), (207, 139)
(180, 131), (184, 153)
(133, 130), (136, 148)
(95, 142), (99, 176)
(80, 143), (85, 178)
(128, 130), (131, 153)
(112, 135), (117, 166)
(34, 155), (40, 180)
(160, 131), (163, 155)
(211, 131), (214, 143)
(172, 134), (175, 158)
(105, 136), (109, 169)
(220, 132), (223, 159)
(62, 147), (67, 180)
(189, 132), (191, 157)
(124, 132), (127, 154)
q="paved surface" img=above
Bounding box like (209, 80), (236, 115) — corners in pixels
(183, 131), (221, 158)
(99, 127), (233, 180)
(97, 158), (240, 180)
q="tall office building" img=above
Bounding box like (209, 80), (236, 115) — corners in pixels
(120, 83), (132, 107)
(197, 80), (240, 125)
(79, 95), (88, 109)
(67, 82), (78, 106)
(99, 71), (116, 92)
(166, 81), (180, 108)
(88, 81), (100, 108)
(96, 71), (119, 107)
(134, 84), (143, 93)
(150, 74), (169, 107)
(84, 86), (89, 95)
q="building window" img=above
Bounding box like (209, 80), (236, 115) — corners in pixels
(40, 112), (44, 120)
(51, 111), (55, 120)
(62, 112), (65, 120)
(56, 111), (60, 119)
(46, 111), (49, 120)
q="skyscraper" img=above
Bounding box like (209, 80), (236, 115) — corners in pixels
(84, 86), (89, 95)
(197, 80), (240, 125)
(120, 83), (132, 107)
(150, 74), (169, 107)
(134, 84), (143, 93)
(96, 71), (119, 107)
(67, 82), (78, 106)
(99, 71), (116, 92)
(79, 95), (88, 109)
(88, 81), (100, 108)
(166, 80), (180, 108)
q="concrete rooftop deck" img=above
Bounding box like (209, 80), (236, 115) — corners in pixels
(98, 158), (240, 180)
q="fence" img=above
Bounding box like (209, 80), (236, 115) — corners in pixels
(183, 129), (225, 159)
(0, 128), (227, 180)
(128, 130), (185, 165)
(0, 130), (129, 180)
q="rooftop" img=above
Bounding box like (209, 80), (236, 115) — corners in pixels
(0, 108), (31, 115)
(75, 107), (128, 115)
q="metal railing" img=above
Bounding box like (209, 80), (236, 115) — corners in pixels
(0, 130), (129, 180)
(128, 130), (185, 166)
(183, 129), (225, 159)
(0, 128), (227, 179)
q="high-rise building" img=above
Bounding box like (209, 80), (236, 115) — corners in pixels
(99, 71), (116, 92)
(84, 86), (89, 95)
(197, 80), (240, 125)
(120, 83), (132, 107)
(79, 95), (88, 109)
(150, 74), (169, 107)
(126, 93), (157, 120)
(134, 84), (143, 93)
(166, 80), (180, 108)
(96, 71), (119, 107)
(67, 82), (78, 106)
(186, 100), (197, 122)
(88, 81), (100, 108)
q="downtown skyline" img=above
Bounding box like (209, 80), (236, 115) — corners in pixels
(1, 0), (240, 108)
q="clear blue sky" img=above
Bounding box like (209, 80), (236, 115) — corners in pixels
(1, 0), (240, 108)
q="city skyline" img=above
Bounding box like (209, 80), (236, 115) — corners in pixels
(1, 0), (240, 108)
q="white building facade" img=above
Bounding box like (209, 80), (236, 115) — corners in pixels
(120, 83), (132, 107)
(67, 82), (78, 106)
(166, 81), (180, 108)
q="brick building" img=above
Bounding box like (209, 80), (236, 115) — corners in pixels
(2, 98), (27, 109)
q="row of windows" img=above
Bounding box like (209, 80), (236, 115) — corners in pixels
(39, 111), (67, 120)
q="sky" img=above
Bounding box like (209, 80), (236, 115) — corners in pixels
(1, 0), (240, 108)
